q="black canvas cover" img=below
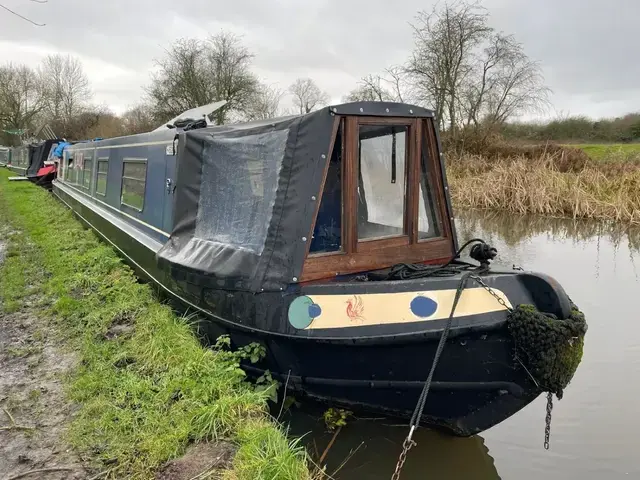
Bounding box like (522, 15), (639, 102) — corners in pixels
(156, 109), (335, 292)
(27, 139), (60, 177)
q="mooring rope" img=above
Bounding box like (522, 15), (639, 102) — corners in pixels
(390, 239), (495, 479)
(390, 245), (587, 478)
(390, 269), (478, 480)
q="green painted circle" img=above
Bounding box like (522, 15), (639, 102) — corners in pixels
(288, 296), (315, 329)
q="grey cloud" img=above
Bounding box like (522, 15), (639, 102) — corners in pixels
(1, 0), (638, 117)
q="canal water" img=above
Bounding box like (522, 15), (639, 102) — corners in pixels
(286, 210), (640, 479)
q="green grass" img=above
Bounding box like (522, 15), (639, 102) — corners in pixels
(0, 226), (42, 313)
(564, 143), (640, 160)
(0, 169), (312, 480)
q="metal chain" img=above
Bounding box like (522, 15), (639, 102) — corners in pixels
(473, 274), (557, 451)
(391, 431), (417, 480)
(391, 269), (551, 478)
(544, 392), (553, 449)
(470, 274), (513, 312)
(473, 274), (556, 450)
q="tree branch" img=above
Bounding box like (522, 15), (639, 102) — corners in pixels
(0, 3), (45, 26)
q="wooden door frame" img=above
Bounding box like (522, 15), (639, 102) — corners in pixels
(300, 115), (455, 283)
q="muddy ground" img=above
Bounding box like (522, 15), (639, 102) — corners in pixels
(0, 234), (90, 480)
(0, 232), (235, 480)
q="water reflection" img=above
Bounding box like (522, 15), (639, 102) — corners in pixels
(285, 210), (640, 479)
(286, 406), (500, 480)
(455, 209), (640, 276)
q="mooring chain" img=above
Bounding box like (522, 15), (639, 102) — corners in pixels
(473, 274), (556, 451)
(392, 270), (558, 478)
(391, 429), (417, 480)
(544, 392), (553, 450)
(469, 274), (513, 312)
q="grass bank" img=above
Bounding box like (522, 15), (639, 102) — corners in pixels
(0, 169), (312, 480)
(445, 148), (640, 225)
(564, 143), (640, 161)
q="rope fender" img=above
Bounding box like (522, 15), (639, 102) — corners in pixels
(507, 302), (588, 399)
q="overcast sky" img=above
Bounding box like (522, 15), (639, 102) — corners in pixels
(0, 0), (636, 119)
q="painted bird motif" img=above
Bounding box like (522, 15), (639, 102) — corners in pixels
(345, 295), (365, 323)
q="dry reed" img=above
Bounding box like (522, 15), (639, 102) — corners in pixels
(446, 151), (640, 225)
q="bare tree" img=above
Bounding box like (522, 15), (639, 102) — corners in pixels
(146, 38), (215, 123)
(207, 32), (261, 124)
(0, 63), (46, 143)
(38, 54), (92, 137)
(289, 78), (329, 114)
(146, 31), (259, 125)
(343, 67), (407, 103)
(244, 83), (285, 121)
(121, 103), (157, 135)
(406, 0), (492, 133)
(473, 34), (551, 126)
(406, 0), (550, 135)
(66, 104), (125, 140)
(0, 2), (45, 26)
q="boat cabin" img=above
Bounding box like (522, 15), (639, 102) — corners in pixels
(156, 101), (457, 291)
(53, 102), (457, 293)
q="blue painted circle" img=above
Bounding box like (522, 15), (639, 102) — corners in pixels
(308, 303), (322, 318)
(288, 296), (316, 329)
(410, 296), (438, 318)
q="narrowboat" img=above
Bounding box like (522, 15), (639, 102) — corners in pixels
(7, 144), (29, 175)
(51, 101), (587, 436)
(5, 139), (65, 188)
(26, 138), (65, 189)
(0, 146), (10, 167)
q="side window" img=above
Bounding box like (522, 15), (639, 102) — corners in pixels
(418, 123), (444, 240)
(74, 152), (84, 186)
(82, 156), (93, 190)
(309, 123), (342, 255)
(121, 159), (147, 211)
(96, 159), (108, 196)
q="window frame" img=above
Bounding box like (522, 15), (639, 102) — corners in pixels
(120, 158), (147, 212)
(307, 117), (345, 258)
(301, 116), (454, 282)
(59, 151), (67, 181)
(355, 117), (413, 248)
(67, 152), (79, 185)
(81, 155), (93, 191)
(95, 157), (109, 197)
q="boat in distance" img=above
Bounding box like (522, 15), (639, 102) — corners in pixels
(48, 101), (587, 436)
(4, 138), (69, 188)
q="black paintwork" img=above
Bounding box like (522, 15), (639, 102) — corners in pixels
(49, 101), (574, 436)
(27, 139), (62, 177)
